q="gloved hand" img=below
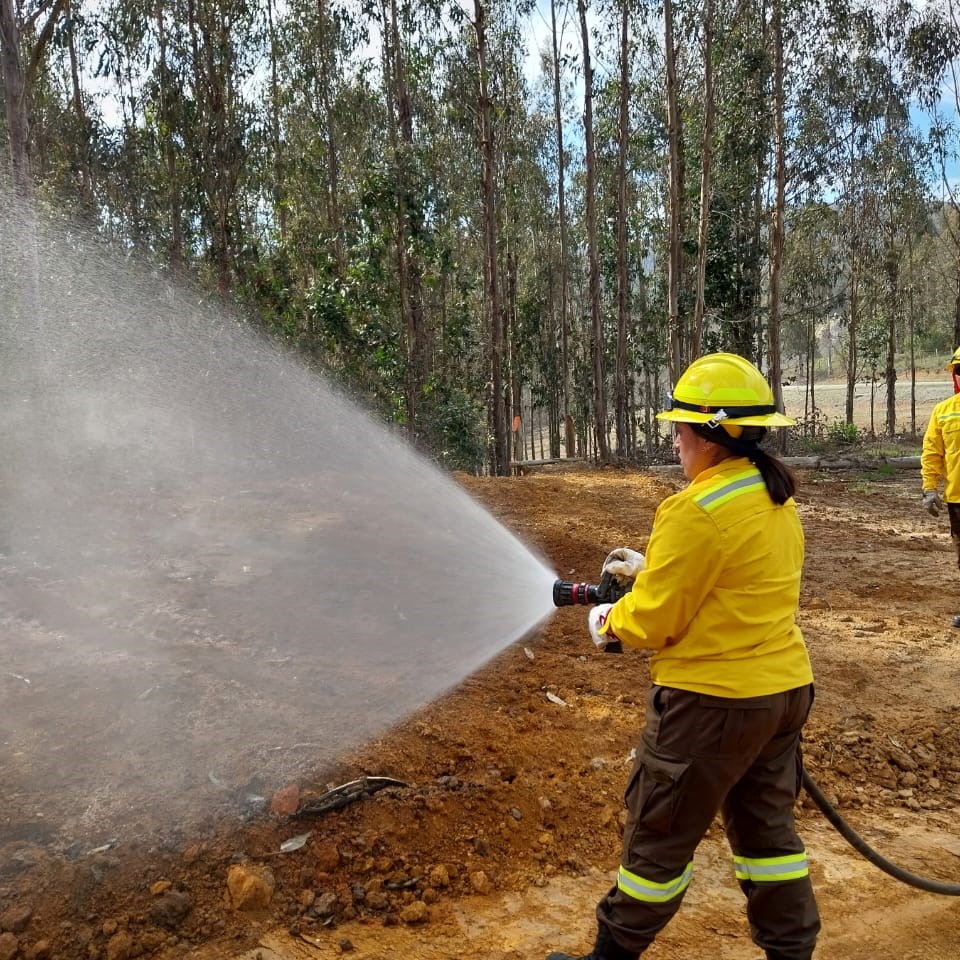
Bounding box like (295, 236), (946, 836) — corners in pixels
(588, 603), (617, 650)
(923, 490), (943, 518)
(600, 547), (646, 585)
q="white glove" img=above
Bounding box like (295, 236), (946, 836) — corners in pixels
(923, 490), (942, 518)
(588, 603), (617, 650)
(601, 547), (646, 585)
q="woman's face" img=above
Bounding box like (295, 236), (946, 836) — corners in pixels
(673, 421), (724, 480)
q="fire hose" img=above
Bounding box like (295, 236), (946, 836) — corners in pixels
(552, 578), (960, 896)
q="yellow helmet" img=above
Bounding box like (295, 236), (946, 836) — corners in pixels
(657, 353), (796, 427)
(945, 346), (960, 370)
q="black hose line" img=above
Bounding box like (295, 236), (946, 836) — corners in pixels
(802, 768), (960, 895)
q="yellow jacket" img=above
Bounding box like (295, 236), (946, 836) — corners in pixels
(601, 457), (813, 698)
(921, 392), (960, 502)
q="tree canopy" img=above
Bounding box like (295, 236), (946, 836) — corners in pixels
(3, 0), (960, 472)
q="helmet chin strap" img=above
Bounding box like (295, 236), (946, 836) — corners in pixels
(954, 368), (960, 395)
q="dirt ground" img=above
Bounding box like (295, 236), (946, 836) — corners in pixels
(2, 463), (960, 960)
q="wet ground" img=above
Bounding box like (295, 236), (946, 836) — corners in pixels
(2, 464), (959, 960)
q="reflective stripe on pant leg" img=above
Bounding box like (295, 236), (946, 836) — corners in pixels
(598, 687), (774, 953)
(722, 686), (820, 960)
(733, 852), (809, 883)
(617, 861), (694, 903)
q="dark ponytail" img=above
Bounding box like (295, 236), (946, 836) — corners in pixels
(690, 423), (796, 505)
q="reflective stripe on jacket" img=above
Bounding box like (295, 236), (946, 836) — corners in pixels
(601, 456), (813, 698)
(921, 393), (960, 502)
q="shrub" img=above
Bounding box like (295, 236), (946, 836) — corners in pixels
(827, 420), (859, 445)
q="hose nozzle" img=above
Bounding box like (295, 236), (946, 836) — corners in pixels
(552, 579), (602, 606)
(553, 575), (631, 607)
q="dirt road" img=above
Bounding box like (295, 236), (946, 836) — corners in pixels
(2, 465), (959, 960)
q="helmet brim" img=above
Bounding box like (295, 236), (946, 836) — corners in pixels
(656, 409), (796, 427)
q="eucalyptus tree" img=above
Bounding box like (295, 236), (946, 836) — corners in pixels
(151, 0), (188, 265)
(472, 0), (510, 472)
(664, 0), (684, 377)
(585, 0), (658, 459)
(656, 0), (774, 369)
(487, 9), (547, 465)
(768, 0), (786, 431)
(778, 0), (887, 423)
(906, 0), (960, 347)
(691, 0), (714, 359)
(11, 2), (98, 208)
(90, 0), (263, 289)
(182, 0), (261, 293)
(51, 0), (96, 208)
(804, 0), (931, 435)
(0, 0), (69, 197)
(273, 0), (377, 316)
(697, 0), (770, 362)
(549, 0), (575, 455)
(782, 201), (845, 433)
(867, 0), (933, 435)
(576, 0), (609, 462)
(614, 0), (632, 457)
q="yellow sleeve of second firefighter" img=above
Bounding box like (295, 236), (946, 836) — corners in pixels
(600, 493), (721, 650)
(921, 403), (945, 494)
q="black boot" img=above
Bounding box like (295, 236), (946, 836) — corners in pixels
(546, 924), (639, 960)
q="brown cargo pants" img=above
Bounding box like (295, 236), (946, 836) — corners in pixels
(597, 683), (820, 960)
(947, 503), (960, 569)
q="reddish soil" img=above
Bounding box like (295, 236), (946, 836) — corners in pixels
(2, 465), (960, 960)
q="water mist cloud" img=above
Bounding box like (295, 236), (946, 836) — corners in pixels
(0, 198), (556, 848)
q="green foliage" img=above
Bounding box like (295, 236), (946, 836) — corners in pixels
(306, 267), (405, 411)
(11, 0), (960, 473)
(862, 464), (897, 481)
(827, 420), (860, 446)
(418, 380), (488, 473)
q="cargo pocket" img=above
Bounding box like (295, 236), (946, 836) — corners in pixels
(625, 748), (690, 835)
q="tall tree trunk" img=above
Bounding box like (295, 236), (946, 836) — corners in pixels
(317, 0), (344, 275)
(266, 0), (287, 242)
(846, 273), (859, 425)
(747, 0), (769, 364)
(475, 0), (508, 474)
(908, 230), (916, 435)
(1, 0), (31, 197)
(664, 0), (684, 380)
(955, 261), (960, 349)
(1, 0), (69, 193)
(508, 247), (522, 467)
(578, 0), (608, 463)
(156, 0), (184, 266)
(382, 0), (427, 441)
(65, 0), (94, 207)
(808, 319), (816, 434)
(614, 0), (630, 459)
(1, 0), (65, 372)
(550, 0), (574, 458)
(186, 0), (238, 294)
(845, 128), (859, 426)
(768, 0), (786, 446)
(884, 241), (898, 437)
(692, 0), (714, 358)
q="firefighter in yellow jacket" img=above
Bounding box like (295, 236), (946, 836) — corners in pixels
(547, 353), (819, 960)
(921, 346), (960, 621)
